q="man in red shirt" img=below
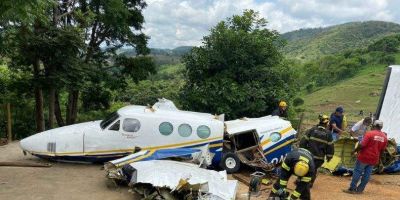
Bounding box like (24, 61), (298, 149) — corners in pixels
(343, 120), (387, 194)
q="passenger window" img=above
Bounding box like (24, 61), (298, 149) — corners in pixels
(159, 122), (173, 136)
(109, 120), (120, 131)
(178, 124), (192, 137)
(197, 125), (211, 139)
(123, 118), (141, 132)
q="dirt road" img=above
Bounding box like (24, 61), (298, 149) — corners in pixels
(0, 142), (132, 200)
(1, 142), (400, 200)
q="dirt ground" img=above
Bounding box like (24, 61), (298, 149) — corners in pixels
(1, 142), (400, 200)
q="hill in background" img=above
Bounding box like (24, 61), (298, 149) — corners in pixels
(282, 21), (400, 60)
(119, 46), (193, 66)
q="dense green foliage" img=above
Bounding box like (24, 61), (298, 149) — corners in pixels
(116, 64), (185, 106)
(0, 0), (155, 138)
(282, 21), (400, 60)
(368, 34), (400, 53)
(180, 10), (297, 119)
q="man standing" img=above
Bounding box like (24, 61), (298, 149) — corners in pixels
(350, 117), (372, 141)
(268, 148), (315, 200)
(329, 106), (345, 141)
(272, 101), (288, 118)
(343, 120), (387, 194)
(299, 114), (334, 187)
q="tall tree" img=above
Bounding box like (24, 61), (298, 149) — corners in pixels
(181, 10), (297, 119)
(0, 0), (53, 132)
(58, 0), (151, 124)
(1, 0), (154, 132)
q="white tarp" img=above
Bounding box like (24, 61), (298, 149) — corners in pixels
(126, 160), (238, 200)
(379, 66), (400, 142)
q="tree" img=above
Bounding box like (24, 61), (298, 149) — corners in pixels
(180, 10), (296, 119)
(1, 0), (155, 132)
(0, 0), (54, 132)
(53, 0), (152, 125)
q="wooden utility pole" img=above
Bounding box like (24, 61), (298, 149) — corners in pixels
(6, 103), (12, 142)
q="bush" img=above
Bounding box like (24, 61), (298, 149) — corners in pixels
(293, 97), (305, 107)
(306, 82), (315, 93)
(379, 55), (396, 66)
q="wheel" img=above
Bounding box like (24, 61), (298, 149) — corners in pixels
(220, 152), (241, 173)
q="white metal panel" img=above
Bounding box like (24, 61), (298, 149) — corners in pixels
(379, 66), (400, 141)
(225, 116), (290, 135)
(127, 160), (237, 200)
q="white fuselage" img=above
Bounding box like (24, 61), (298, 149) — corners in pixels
(20, 101), (296, 164)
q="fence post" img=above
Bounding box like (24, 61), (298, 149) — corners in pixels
(6, 103), (12, 142)
(296, 113), (305, 138)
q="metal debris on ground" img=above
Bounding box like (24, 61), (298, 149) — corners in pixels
(321, 136), (399, 174)
(106, 160), (238, 200)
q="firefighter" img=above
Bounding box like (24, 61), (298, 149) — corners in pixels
(268, 148), (315, 200)
(299, 114), (334, 187)
(272, 101), (288, 118)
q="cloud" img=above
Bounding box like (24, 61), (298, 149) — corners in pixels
(142, 0), (399, 48)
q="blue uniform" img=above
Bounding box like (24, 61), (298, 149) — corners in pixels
(329, 113), (343, 141)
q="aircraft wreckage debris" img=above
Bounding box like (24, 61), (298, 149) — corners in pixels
(106, 160), (238, 200)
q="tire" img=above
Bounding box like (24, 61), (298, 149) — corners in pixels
(220, 152), (241, 173)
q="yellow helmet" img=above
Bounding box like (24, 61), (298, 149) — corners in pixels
(279, 101), (287, 107)
(294, 161), (309, 177)
(319, 114), (329, 124)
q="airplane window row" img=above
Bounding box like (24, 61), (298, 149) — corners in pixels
(107, 118), (211, 139)
(158, 122), (211, 139)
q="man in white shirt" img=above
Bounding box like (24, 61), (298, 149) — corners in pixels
(350, 117), (372, 141)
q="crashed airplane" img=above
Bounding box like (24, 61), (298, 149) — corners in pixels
(20, 98), (296, 173)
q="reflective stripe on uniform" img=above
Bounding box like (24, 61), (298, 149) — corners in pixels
(292, 190), (301, 198)
(309, 136), (333, 145)
(271, 187), (278, 193)
(282, 162), (290, 171)
(314, 155), (324, 160)
(280, 179), (288, 186)
(301, 176), (312, 182)
(299, 156), (309, 163)
(326, 154), (333, 157)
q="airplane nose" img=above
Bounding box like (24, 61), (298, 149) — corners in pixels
(20, 131), (54, 154)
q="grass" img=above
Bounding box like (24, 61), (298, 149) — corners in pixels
(299, 63), (389, 124)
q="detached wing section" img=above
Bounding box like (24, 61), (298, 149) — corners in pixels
(106, 148), (204, 169)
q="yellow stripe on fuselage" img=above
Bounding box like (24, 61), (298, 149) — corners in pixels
(260, 126), (294, 147)
(263, 138), (295, 155)
(115, 149), (156, 167)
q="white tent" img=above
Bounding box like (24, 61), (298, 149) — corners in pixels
(376, 65), (400, 142)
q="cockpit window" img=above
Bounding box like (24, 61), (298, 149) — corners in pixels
(109, 120), (120, 131)
(100, 112), (120, 129)
(123, 118), (141, 132)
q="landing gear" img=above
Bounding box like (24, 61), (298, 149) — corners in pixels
(220, 152), (241, 173)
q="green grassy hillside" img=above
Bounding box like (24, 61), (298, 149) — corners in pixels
(299, 64), (389, 124)
(282, 21), (400, 60)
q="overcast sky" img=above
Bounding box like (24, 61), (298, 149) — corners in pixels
(142, 0), (400, 49)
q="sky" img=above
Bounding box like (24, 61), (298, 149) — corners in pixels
(141, 0), (400, 49)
